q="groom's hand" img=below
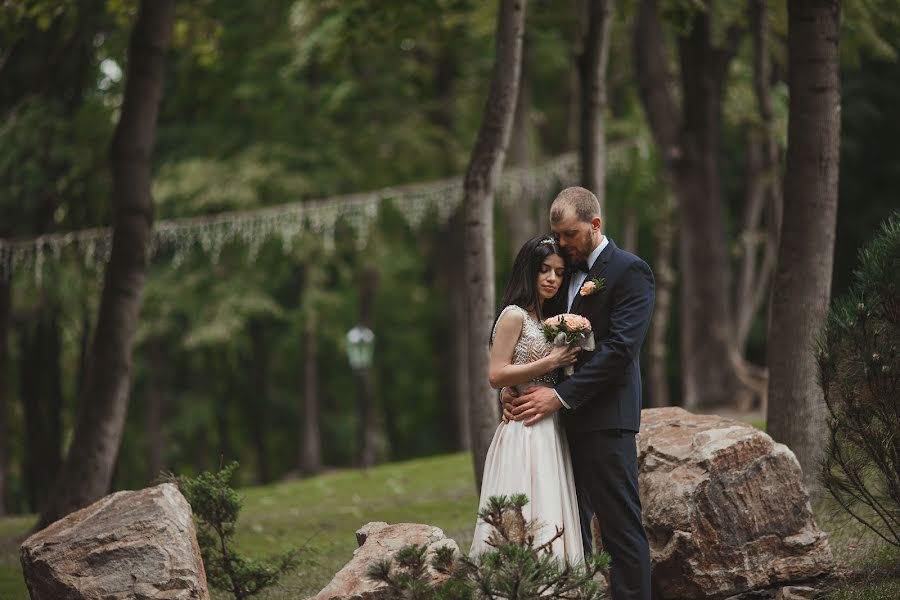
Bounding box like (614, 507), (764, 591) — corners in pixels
(510, 386), (562, 426)
(500, 387), (519, 423)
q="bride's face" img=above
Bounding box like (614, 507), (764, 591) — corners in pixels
(536, 254), (565, 301)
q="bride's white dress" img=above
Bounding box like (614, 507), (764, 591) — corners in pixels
(470, 305), (584, 563)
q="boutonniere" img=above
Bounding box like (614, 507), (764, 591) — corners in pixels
(579, 277), (605, 297)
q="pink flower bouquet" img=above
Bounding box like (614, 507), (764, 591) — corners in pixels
(541, 313), (596, 376)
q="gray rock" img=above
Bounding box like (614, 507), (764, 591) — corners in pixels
(315, 522), (459, 600)
(638, 408), (834, 599)
(20, 482), (209, 600)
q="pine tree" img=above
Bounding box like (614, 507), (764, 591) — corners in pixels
(178, 462), (301, 599)
(819, 212), (900, 548)
(369, 494), (611, 600)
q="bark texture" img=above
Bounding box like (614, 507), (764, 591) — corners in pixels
(647, 192), (676, 408)
(463, 0), (527, 490)
(734, 0), (782, 359)
(506, 38), (542, 257)
(766, 0), (841, 493)
(578, 0), (614, 205)
(634, 0), (754, 411)
(37, 0), (175, 529)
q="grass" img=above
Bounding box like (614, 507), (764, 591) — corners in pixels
(1, 451), (899, 599)
(0, 453), (481, 600)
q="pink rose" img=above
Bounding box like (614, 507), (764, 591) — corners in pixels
(579, 281), (597, 296)
(543, 313), (591, 333)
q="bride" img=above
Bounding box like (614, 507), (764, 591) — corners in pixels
(469, 235), (584, 563)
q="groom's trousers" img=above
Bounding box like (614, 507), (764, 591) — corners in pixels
(569, 428), (651, 600)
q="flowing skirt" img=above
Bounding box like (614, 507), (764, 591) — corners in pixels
(470, 411), (584, 564)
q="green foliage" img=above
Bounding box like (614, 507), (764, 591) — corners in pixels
(3, 0), (900, 517)
(5, 453), (900, 599)
(818, 211), (900, 548)
(368, 494), (611, 600)
(177, 462), (301, 599)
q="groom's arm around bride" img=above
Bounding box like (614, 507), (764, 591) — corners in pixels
(505, 252), (655, 429)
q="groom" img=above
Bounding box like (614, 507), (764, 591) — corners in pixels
(503, 186), (655, 600)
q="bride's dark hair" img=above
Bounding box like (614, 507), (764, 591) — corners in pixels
(494, 235), (567, 333)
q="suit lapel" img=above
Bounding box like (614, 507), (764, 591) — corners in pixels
(570, 238), (616, 314)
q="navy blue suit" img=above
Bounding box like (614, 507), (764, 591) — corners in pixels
(555, 239), (654, 600)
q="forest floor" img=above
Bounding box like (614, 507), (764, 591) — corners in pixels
(1, 449), (898, 599)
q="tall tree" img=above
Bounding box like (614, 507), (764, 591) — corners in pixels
(248, 321), (272, 483)
(463, 0), (527, 490)
(298, 263), (323, 476)
(143, 342), (166, 484)
(506, 36), (542, 256)
(357, 266), (379, 468)
(647, 191), (676, 407)
(735, 0), (783, 357)
(38, 0), (175, 529)
(300, 312), (322, 475)
(19, 306), (64, 510)
(767, 0), (841, 493)
(634, 0), (761, 411)
(448, 213), (472, 451)
(578, 0), (614, 205)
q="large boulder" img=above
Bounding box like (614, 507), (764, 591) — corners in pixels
(20, 482), (209, 600)
(315, 522), (459, 600)
(638, 407), (834, 599)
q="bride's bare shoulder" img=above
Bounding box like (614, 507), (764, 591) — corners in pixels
(492, 305), (525, 339)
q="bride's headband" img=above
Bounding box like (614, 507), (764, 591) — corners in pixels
(539, 238), (557, 246)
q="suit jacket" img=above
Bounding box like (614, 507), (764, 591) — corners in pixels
(555, 239), (655, 433)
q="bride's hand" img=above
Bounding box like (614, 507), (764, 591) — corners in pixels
(547, 344), (581, 369)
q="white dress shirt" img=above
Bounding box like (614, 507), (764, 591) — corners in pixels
(558, 235), (608, 409)
(566, 236), (609, 311)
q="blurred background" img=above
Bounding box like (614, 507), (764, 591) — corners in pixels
(0, 0), (898, 518)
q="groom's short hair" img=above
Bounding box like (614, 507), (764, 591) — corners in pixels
(550, 187), (601, 224)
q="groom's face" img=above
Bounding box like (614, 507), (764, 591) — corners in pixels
(551, 210), (601, 265)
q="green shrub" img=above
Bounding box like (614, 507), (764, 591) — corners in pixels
(818, 211), (900, 548)
(368, 493), (611, 600)
(176, 462), (300, 599)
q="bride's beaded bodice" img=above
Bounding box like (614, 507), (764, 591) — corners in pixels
(492, 305), (558, 389)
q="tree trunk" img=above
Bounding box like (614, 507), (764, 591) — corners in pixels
(647, 191), (675, 407)
(37, 0), (175, 530)
(621, 207), (638, 253)
(578, 0), (614, 205)
(767, 0), (841, 494)
(299, 313), (322, 475)
(358, 267), (379, 468)
(463, 0), (527, 491)
(449, 211), (472, 451)
(506, 36), (541, 256)
(215, 351), (233, 462)
(634, 0), (747, 411)
(144, 343), (166, 484)
(734, 0), (782, 356)
(248, 322), (271, 484)
(19, 306), (64, 513)
(674, 14), (742, 412)
(566, 0), (587, 153)
(428, 25), (462, 174)
(0, 276), (9, 516)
